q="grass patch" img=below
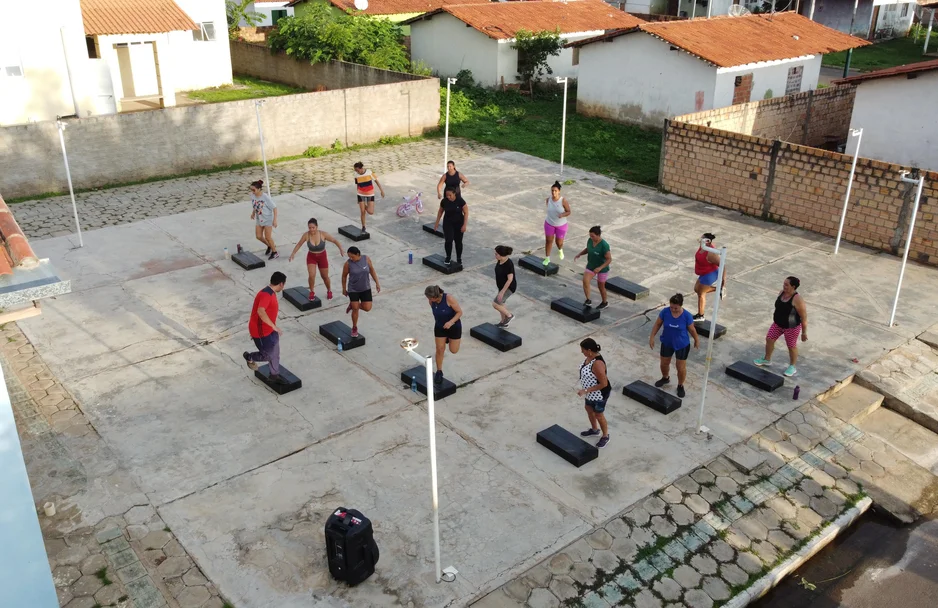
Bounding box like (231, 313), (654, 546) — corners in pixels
(185, 75), (306, 103)
(442, 84), (661, 186)
(94, 567), (112, 586)
(823, 36), (930, 72)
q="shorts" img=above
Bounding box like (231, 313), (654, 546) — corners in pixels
(660, 343), (691, 360)
(698, 269), (719, 287)
(357, 194), (375, 203)
(256, 217), (273, 228)
(306, 250), (328, 269)
(494, 290), (513, 304)
(348, 289), (373, 303)
(544, 221), (569, 239)
(767, 323), (802, 349)
(434, 321), (462, 341)
(585, 398), (607, 413)
(585, 267), (610, 283)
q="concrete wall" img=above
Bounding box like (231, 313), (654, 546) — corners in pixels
(575, 33), (717, 126)
(677, 0), (732, 16)
(806, 0), (875, 37)
(659, 120), (938, 266)
(714, 55), (823, 107)
(846, 71), (938, 171)
(676, 85), (856, 148)
(172, 0), (234, 91)
(0, 78), (439, 198)
(409, 14), (499, 84)
(495, 32), (597, 86)
(230, 41), (428, 89)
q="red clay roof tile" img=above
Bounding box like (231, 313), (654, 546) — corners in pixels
(0, 197), (38, 275)
(81, 0), (198, 36)
(832, 58), (938, 85)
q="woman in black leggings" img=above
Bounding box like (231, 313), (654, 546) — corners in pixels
(432, 187), (469, 266)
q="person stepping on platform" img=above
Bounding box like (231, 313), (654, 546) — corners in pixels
(244, 272), (288, 384)
(342, 247), (381, 339)
(543, 181), (572, 266)
(492, 245), (517, 328)
(574, 226), (612, 310)
(648, 293), (700, 399)
(754, 276), (808, 377)
(433, 187), (469, 266)
(288, 218), (345, 301)
(425, 285), (463, 390)
(577, 338), (611, 448)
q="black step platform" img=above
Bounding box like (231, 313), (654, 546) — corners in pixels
(605, 277), (649, 301)
(551, 297), (600, 323)
(694, 320), (727, 339)
(255, 364), (302, 395)
(232, 251), (266, 270)
(536, 424), (599, 467)
(422, 254), (463, 274)
(319, 321), (365, 350)
(422, 223), (445, 238)
(338, 225), (370, 241)
(284, 287), (322, 312)
(470, 323), (522, 352)
(401, 365), (457, 399)
(725, 361), (784, 392)
(623, 380), (682, 415)
(519, 255), (559, 277)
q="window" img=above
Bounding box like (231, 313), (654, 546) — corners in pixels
(271, 9), (288, 25)
(900, 3), (909, 17)
(572, 47), (579, 66)
(192, 22), (216, 42)
(785, 65), (803, 96)
(0, 40), (24, 78)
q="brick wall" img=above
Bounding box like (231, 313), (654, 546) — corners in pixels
(660, 120), (938, 266)
(0, 77), (439, 199)
(675, 85), (857, 148)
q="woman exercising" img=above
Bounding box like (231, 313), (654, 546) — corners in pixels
(754, 276), (808, 377)
(432, 187), (469, 266)
(574, 226), (612, 309)
(578, 338), (611, 448)
(249, 180), (278, 260)
(437, 160), (470, 198)
(425, 285), (463, 389)
(649, 293), (700, 398)
(693, 233), (726, 321)
(341, 247), (381, 338)
(543, 181), (571, 266)
(288, 218), (345, 301)
(493, 245), (517, 327)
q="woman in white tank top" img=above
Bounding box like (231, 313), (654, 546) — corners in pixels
(543, 181), (571, 266)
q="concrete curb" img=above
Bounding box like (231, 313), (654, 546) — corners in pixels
(722, 496), (873, 608)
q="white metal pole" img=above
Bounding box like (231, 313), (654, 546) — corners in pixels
(691, 0), (697, 19)
(706, 0), (713, 18)
(834, 128), (862, 255)
(696, 242), (727, 432)
(254, 100), (271, 198)
(925, 10), (935, 54)
(556, 77), (568, 176)
(888, 174), (925, 327)
(56, 122), (84, 248)
(444, 78), (455, 174)
(808, 0), (816, 20)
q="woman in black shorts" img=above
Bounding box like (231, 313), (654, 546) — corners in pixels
(493, 245), (517, 327)
(436, 160), (470, 198)
(341, 247), (381, 338)
(425, 285), (463, 389)
(648, 293), (699, 398)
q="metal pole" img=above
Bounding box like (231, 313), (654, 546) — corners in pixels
(556, 77), (568, 176)
(691, 0), (697, 19)
(808, 0), (816, 20)
(696, 242), (727, 432)
(56, 122), (84, 248)
(925, 10), (935, 54)
(60, 28), (80, 117)
(707, 0), (713, 18)
(254, 100), (271, 198)
(834, 128), (862, 255)
(888, 174), (925, 327)
(444, 78), (456, 174)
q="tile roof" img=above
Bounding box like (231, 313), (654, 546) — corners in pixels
(81, 0), (199, 36)
(832, 58), (938, 85)
(406, 0), (645, 39)
(0, 197), (39, 276)
(288, 0), (492, 14)
(570, 12), (868, 68)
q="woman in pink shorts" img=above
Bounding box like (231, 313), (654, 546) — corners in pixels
(542, 181), (571, 266)
(754, 276), (808, 377)
(288, 218), (345, 301)
(574, 226), (612, 309)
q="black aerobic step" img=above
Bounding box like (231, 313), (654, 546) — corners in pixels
(255, 365), (302, 395)
(725, 361), (784, 392)
(422, 223), (445, 238)
(284, 287), (322, 312)
(623, 380), (682, 415)
(694, 320), (727, 339)
(519, 255), (559, 277)
(470, 323), (522, 352)
(338, 225), (370, 241)
(551, 297), (600, 323)
(605, 277), (650, 301)
(401, 366), (457, 399)
(536, 425), (599, 467)
(319, 321), (365, 350)
(232, 251), (266, 270)
(422, 254), (463, 274)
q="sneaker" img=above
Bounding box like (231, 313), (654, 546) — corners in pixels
(361, 225), (366, 233)
(496, 318), (509, 328)
(721, 285), (727, 300)
(597, 436), (610, 448)
(502, 315), (514, 327)
(444, 258), (452, 265)
(327, 290), (333, 300)
(268, 251), (280, 260)
(268, 373), (289, 385)
(456, 259), (462, 266)
(693, 313), (705, 322)
(584, 299), (592, 307)
(542, 257), (551, 266)
(580, 428), (601, 437)
(784, 365), (797, 377)
(351, 327), (359, 338)
(265, 247), (271, 256)
(597, 301), (609, 310)
(753, 358), (771, 367)
(242, 352), (258, 371)
(346, 303), (353, 314)
(654, 377), (670, 388)
(677, 385), (686, 398)
(309, 291), (316, 301)
(434, 370), (443, 389)
(558, 249), (565, 260)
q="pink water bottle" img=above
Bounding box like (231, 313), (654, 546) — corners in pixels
(793, 385), (800, 400)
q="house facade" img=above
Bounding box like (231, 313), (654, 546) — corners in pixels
(836, 60), (938, 171)
(286, 0), (493, 34)
(570, 13), (866, 126)
(243, 1), (295, 26)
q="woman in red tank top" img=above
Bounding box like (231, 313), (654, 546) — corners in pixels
(692, 233), (726, 321)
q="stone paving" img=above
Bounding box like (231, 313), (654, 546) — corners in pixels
(10, 138), (500, 240)
(2, 323), (227, 608)
(475, 393), (936, 608)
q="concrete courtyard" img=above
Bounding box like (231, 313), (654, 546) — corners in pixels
(18, 148), (938, 608)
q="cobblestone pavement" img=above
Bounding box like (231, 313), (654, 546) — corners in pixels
(855, 338), (938, 435)
(2, 323), (227, 608)
(476, 395), (932, 608)
(12, 138), (501, 240)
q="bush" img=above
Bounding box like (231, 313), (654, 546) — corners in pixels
(303, 146), (327, 158)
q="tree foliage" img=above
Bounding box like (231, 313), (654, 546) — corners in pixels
(511, 29), (563, 95)
(267, 4), (410, 72)
(226, 0), (263, 40)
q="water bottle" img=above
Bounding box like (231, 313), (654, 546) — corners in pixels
(408, 250), (413, 264)
(411, 376), (418, 393)
(793, 385), (800, 400)
(337, 338), (343, 352)
(237, 244), (243, 254)
(224, 247), (230, 259)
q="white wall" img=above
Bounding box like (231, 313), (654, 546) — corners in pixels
(172, 0), (234, 91)
(873, 2), (916, 39)
(98, 33), (178, 107)
(410, 14), (499, 85)
(494, 32), (599, 87)
(846, 71), (938, 171)
(677, 0), (733, 17)
(243, 2), (294, 27)
(575, 33), (717, 126)
(713, 55), (822, 108)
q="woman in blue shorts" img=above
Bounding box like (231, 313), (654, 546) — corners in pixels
(649, 293), (699, 398)
(578, 338), (611, 448)
(693, 233), (726, 321)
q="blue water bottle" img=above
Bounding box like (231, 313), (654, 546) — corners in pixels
(408, 250), (413, 264)
(411, 376), (418, 393)
(337, 338), (343, 352)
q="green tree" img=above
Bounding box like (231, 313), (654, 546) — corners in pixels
(512, 29), (563, 97)
(226, 0), (263, 40)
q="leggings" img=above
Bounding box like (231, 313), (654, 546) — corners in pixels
(443, 222), (464, 260)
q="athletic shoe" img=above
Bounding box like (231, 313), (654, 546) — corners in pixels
(268, 252), (279, 260)
(597, 301), (609, 310)
(444, 258), (452, 265)
(542, 257), (551, 266)
(784, 365), (797, 377)
(327, 291), (333, 300)
(265, 247), (271, 256)
(558, 249), (565, 260)
(596, 436), (610, 449)
(456, 259), (462, 266)
(754, 358), (771, 367)
(580, 428), (601, 437)
(693, 313), (705, 322)
(309, 291), (316, 301)
(721, 285), (727, 300)
(584, 299), (592, 307)
(655, 377), (670, 388)
(346, 303), (352, 314)
(361, 225), (366, 233)
(496, 318), (509, 328)
(434, 370), (443, 389)
(677, 385), (686, 398)
(242, 352), (258, 371)
(351, 327), (359, 338)
(502, 315), (514, 327)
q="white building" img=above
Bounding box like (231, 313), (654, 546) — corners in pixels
(569, 12), (867, 126)
(836, 59), (938, 171)
(242, 1), (294, 27)
(405, 0), (644, 87)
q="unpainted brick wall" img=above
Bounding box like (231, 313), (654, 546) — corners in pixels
(675, 85), (856, 148)
(660, 120), (938, 266)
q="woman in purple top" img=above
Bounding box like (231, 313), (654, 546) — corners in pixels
(648, 293), (699, 398)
